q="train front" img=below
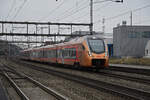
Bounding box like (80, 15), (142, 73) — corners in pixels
(82, 36), (109, 69)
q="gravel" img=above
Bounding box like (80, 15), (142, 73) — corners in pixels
(19, 60), (150, 93)
(1, 59), (57, 100)
(4, 58), (127, 100)
(0, 73), (21, 100)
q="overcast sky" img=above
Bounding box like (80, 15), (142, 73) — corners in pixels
(0, 0), (150, 33)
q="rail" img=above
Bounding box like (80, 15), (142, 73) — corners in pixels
(14, 61), (150, 100)
(2, 64), (68, 100)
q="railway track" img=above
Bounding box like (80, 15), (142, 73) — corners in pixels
(0, 64), (68, 100)
(12, 60), (150, 100)
(20, 60), (150, 85)
(98, 71), (150, 85)
(108, 65), (150, 76)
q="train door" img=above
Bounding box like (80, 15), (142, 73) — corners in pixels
(62, 48), (64, 64)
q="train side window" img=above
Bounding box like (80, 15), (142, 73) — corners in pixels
(38, 51), (40, 58)
(65, 49), (67, 57)
(51, 50), (53, 58)
(40, 51), (42, 58)
(67, 48), (69, 58)
(68, 48), (70, 57)
(57, 49), (59, 58)
(71, 48), (73, 57)
(69, 48), (71, 57)
(46, 50), (48, 58)
(64, 49), (66, 57)
(82, 45), (85, 50)
(62, 49), (64, 57)
(60, 49), (62, 58)
(35, 51), (37, 58)
(47, 50), (50, 58)
(43, 50), (47, 58)
(40, 51), (43, 58)
(37, 51), (39, 58)
(69, 48), (71, 58)
(47, 50), (49, 58)
(43, 50), (45, 58)
(54, 50), (56, 58)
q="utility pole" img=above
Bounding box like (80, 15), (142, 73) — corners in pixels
(102, 17), (105, 34)
(56, 0), (123, 36)
(56, 0), (93, 35)
(90, 0), (123, 35)
(130, 11), (132, 26)
(90, 0), (93, 35)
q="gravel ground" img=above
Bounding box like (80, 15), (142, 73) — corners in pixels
(14, 78), (57, 100)
(0, 60), (58, 100)
(3, 58), (127, 100)
(0, 73), (21, 100)
(17, 59), (150, 93)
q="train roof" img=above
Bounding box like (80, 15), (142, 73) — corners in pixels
(22, 35), (104, 52)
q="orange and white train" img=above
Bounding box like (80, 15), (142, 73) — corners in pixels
(20, 36), (109, 69)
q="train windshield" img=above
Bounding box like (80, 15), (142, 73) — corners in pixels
(88, 39), (105, 54)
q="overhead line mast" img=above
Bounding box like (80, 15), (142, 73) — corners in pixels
(56, 0), (123, 35)
(90, 0), (93, 35)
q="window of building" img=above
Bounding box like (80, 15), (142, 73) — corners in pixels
(128, 32), (139, 38)
(142, 31), (150, 38)
(128, 31), (150, 38)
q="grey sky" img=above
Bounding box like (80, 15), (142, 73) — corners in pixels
(0, 0), (150, 33)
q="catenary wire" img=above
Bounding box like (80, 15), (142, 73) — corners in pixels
(6, 0), (16, 20)
(12, 0), (27, 20)
(53, 0), (88, 21)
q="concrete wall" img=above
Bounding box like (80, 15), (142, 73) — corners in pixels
(113, 26), (150, 57)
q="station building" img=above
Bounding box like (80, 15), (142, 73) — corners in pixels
(113, 24), (150, 58)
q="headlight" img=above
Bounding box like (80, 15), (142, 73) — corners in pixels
(88, 51), (92, 56)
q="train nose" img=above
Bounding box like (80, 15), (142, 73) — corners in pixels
(92, 59), (106, 67)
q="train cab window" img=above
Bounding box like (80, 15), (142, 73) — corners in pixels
(88, 39), (105, 54)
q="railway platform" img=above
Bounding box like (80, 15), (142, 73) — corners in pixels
(110, 64), (150, 70)
(0, 80), (9, 100)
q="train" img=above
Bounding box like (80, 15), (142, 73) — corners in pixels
(20, 35), (109, 70)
